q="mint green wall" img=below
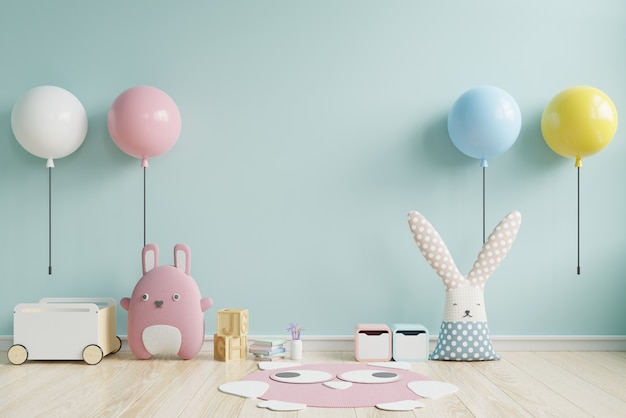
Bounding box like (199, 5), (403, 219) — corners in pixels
(1, 0), (624, 337)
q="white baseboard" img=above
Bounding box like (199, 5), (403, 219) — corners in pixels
(1, 334), (625, 353)
(490, 335), (626, 351)
(244, 335), (626, 352)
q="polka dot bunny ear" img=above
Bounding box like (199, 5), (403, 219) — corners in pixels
(408, 210), (522, 289)
(408, 211), (463, 289)
(468, 210), (521, 287)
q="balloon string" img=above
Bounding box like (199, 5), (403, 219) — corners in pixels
(577, 167), (580, 275)
(48, 167), (52, 275)
(143, 166), (146, 247)
(482, 166), (486, 244)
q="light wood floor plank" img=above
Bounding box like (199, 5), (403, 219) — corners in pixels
(505, 351), (625, 418)
(427, 359), (535, 418)
(1, 350), (625, 417)
(572, 351), (626, 377)
(474, 353), (591, 417)
(0, 355), (40, 390)
(1, 362), (74, 416)
(180, 355), (257, 417)
(536, 351), (626, 402)
(119, 353), (218, 417)
(75, 353), (181, 417)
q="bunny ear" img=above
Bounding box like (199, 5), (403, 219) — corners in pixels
(467, 210), (522, 287)
(174, 243), (191, 275)
(408, 211), (464, 289)
(142, 243), (159, 274)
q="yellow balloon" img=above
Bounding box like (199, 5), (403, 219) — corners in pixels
(541, 86), (618, 167)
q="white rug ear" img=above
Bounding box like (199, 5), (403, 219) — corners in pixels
(258, 361), (302, 370)
(219, 381), (269, 398)
(368, 361), (411, 370)
(258, 400), (307, 411)
(323, 380), (352, 390)
(408, 381), (458, 399)
(376, 400), (425, 411)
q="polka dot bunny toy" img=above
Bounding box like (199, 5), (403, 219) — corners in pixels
(408, 210), (521, 361)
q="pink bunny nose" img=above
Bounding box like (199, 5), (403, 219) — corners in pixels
(155, 300), (163, 308)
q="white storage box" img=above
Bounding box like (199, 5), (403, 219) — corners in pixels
(8, 297), (122, 365)
(392, 323), (429, 362)
(354, 323), (392, 362)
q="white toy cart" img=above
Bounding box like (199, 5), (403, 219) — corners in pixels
(8, 297), (122, 365)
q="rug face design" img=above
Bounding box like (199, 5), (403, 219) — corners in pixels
(219, 362), (458, 411)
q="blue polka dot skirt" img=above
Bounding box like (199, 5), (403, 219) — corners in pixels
(430, 321), (500, 361)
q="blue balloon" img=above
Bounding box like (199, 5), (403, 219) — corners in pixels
(447, 86), (522, 167)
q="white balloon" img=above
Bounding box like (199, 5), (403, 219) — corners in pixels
(11, 86), (88, 165)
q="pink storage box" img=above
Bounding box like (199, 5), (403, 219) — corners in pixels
(354, 323), (392, 362)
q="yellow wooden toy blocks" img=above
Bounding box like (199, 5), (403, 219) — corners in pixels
(213, 334), (248, 361)
(217, 308), (248, 337)
(214, 308), (249, 361)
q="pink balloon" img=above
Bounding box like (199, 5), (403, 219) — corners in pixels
(108, 86), (181, 167)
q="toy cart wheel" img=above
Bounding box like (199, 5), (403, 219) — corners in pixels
(8, 344), (28, 365)
(83, 344), (104, 365)
(111, 336), (122, 354)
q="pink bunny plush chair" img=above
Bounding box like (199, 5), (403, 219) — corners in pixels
(121, 243), (213, 360)
(408, 211), (521, 361)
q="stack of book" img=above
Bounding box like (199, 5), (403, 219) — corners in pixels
(249, 337), (287, 361)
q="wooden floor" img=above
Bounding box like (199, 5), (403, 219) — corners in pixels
(1, 350), (625, 417)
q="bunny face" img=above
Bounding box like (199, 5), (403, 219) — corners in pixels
(127, 265), (203, 323)
(443, 285), (487, 323)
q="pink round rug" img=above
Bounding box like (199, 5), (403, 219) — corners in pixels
(242, 363), (431, 408)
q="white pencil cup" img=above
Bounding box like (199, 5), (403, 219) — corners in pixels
(290, 339), (303, 360)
